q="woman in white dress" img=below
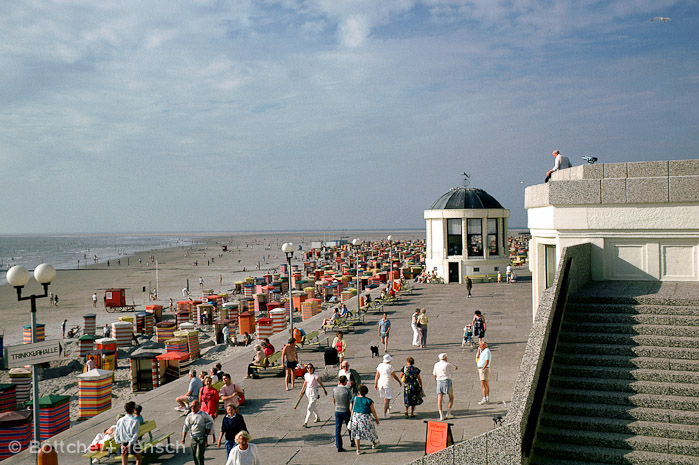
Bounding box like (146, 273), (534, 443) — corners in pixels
(411, 308), (422, 346)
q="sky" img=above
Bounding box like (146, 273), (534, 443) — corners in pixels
(1, 0), (697, 234)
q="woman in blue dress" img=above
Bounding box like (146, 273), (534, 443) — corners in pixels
(401, 357), (423, 418)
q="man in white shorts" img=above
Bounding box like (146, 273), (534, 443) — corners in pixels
(477, 340), (491, 404)
(433, 353), (458, 420)
(374, 354), (402, 418)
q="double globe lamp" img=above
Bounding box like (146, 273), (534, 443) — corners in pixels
(6, 263), (56, 448)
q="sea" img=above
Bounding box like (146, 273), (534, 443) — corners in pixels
(0, 234), (200, 285)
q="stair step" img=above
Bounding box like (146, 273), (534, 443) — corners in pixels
(560, 322), (698, 337)
(549, 376), (699, 397)
(529, 456), (617, 465)
(532, 440), (699, 464)
(539, 413), (699, 441)
(558, 332), (699, 349)
(555, 342), (699, 361)
(551, 365), (699, 384)
(564, 312), (699, 326)
(536, 427), (699, 456)
(546, 388), (699, 411)
(543, 400), (699, 426)
(567, 303), (699, 316)
(553, 354), (699, 372)
(568, 293), (699, 306)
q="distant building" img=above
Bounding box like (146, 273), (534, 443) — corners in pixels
(424, 187), (510, 283)
(526, 159), (699, 315)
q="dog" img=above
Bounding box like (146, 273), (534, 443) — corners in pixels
(370, 345), (380, 357)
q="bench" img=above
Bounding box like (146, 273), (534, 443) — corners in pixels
(345, 310), (364, 324)
(248, 351), (283, 377)
(376, 295), (397, 306)
(83, 420), (173, 464)
(297, 330), (328, 351)
(362, 300), (384, 314)
(322, 315), (358, 333)
(467, 273), (499, 283)
(401, 283), (415, 294)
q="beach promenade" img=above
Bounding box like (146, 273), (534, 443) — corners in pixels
(4, 274), (532, 465)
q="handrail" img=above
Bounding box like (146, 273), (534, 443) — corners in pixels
(521, 256), (573, 458)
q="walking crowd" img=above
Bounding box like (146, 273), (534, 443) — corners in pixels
(118, 273), (499, 463)
(283, 278), (497, 456)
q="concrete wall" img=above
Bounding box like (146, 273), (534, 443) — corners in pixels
(526, 159), (699, 208)
(407, 243), (591, 465)
(526, 159), (699, 312)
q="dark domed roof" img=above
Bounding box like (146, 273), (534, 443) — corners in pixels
(429, 187), (504, 210)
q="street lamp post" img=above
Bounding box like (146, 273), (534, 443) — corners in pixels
(281, 243), (295, 336)
(386, 235), (393, 291)
(351, 238), (361, 314)
(6, 264), (56, 451)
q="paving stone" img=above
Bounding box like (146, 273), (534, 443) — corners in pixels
(669, 159), (699, 176)
(626, 177), (669, 203)
(601, 178), (626, 204)
(581, 164), (603, 179)
(627, 160), (669, 177)
(604, 162), (628, 178)
(669, 176), (699, 202)
(549, 179), (601, 205)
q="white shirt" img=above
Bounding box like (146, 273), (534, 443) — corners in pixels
(113, 414), (140, 445)
(225, 443), (260, 465)
(304, 372), (320, 390)
(477, 347), (492, 368)
(376, 362), (394, 388)
(552, 154), (572, 172)
(433, 360), (456, 381)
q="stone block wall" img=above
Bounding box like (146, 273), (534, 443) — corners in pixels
(525, 159), (699, 208)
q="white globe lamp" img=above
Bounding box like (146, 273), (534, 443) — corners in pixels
(6, 266), (30, 287)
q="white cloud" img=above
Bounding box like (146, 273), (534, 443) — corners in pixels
(0, 0), (695, 232)
(338, 15), (371, 47)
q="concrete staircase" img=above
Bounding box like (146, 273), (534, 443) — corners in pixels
(529, 292), (699, 465)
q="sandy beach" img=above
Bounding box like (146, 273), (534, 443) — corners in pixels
(0, 230), (424, 423)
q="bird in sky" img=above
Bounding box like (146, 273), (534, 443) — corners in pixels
(651, 17), (671, 22)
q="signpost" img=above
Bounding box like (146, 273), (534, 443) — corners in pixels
(4, 340), (63, 369)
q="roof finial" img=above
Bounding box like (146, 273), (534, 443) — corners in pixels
(462, 172), (470, 188)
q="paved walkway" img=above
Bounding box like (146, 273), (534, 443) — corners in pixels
(6, 277), (532, 464)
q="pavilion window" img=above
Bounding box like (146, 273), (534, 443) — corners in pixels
(467, 218), (483, 257)
(488, 218), (499, 256)
(447, 219), (463, 256)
